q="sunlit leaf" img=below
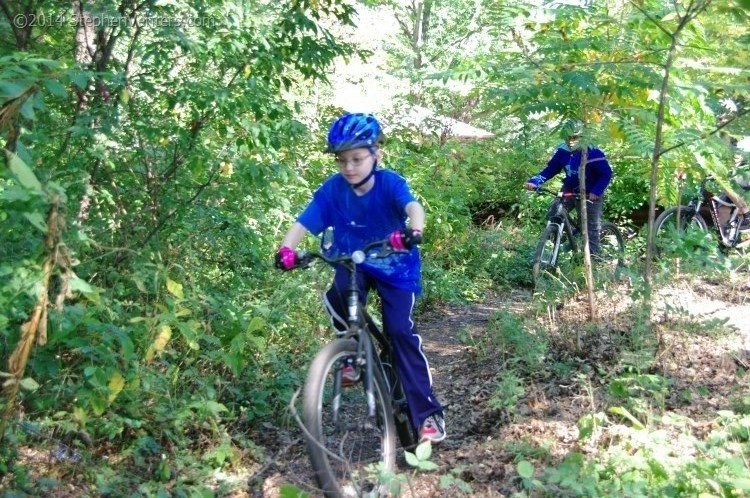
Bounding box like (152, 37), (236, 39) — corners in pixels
(5, 151), (43, 193)
(415, 440), (432, 460)
(19, 377), (40, 391)
(517, 460), (534, 479)
(166, 278), (184, 298)
(107, 371), (125, 402)
(146, 325), (172, 362)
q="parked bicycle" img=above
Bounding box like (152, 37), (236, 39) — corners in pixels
(290, 236), (419, 497)
(653, 176), (750, 258)
(531, 188), (625, 289)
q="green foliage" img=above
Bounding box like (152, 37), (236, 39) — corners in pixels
(404, 441), (439, 471)
(487, 370), (525, 419)
(503, 438), (553, 463)
(439, 467), (474, 495)
(542, 411), (750, 497)
(486, 310), (547, 371)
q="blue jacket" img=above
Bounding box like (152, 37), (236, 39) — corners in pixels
(297, 169), (422, 293)
(528, 144), (612, 196)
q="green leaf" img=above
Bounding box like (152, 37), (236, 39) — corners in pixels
(248, 316), (266, 333)
(19, 377), (40, 391)
(608, 406), (645, 430)
(207, 401), (228, 416)
(107, 371), (125, 403)
(90, 395), (107, 416)
(166, 278), (184, 298)
(418, 460), (439, 471)
(43, 80), (68, 98)
(404, 450), (419, 467)
(517, 460), (534, 479)
(0, 81), (33, 100)
(70, 72), (89, 90)
(578, 411), (607, 440)
(5, 151), (44, 193)
(279, 484), (308, 498)
(415, 440), (432, 460)
(23, 212), (48, 233)
(20, 98), (35, 120)
(70, 274), (94, 294)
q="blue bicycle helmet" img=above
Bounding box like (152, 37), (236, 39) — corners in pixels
(326, 113), (384, 154)
(560, 119), (584, 140)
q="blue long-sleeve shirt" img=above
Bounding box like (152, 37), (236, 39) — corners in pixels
(527, 144), (612, 196)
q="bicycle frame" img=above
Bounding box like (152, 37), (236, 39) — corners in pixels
(679, 178), (742, 248)
(299, 240), (403, 425)
(540, 189), (580, 255)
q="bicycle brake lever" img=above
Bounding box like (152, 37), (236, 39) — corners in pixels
(296, 251), (314, 268)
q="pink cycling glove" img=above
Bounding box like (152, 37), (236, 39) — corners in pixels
(275, 246), (298, 270)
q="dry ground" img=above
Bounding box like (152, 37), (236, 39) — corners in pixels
(249, 278), (750, 497)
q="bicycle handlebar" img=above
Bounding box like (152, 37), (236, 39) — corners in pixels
(529, 187), (581, 199)
(295, 237), (413, 270)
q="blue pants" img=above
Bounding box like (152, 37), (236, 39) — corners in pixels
(324, 268), (443, 430)
(564, 197), (603, 253)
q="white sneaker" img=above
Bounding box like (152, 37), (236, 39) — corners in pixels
(419, 413), (446, 443)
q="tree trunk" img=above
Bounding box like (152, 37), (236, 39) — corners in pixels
(642, 0), (712, 281)
(578, 147), (596, 326)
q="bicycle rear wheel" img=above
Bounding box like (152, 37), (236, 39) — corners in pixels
(652, 206), (708, 259)
(597, 222), (625, 275)
(303, 339), (397, 497)
(533, 223), (565, 291)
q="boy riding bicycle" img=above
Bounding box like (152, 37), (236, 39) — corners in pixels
(275, 112), (446, 443)
(525, 119), (613, 255)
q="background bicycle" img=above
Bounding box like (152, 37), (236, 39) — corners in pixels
(531, 188), (625, 291)
(290, 237), (419, 497)
(653, 176), (750, 260)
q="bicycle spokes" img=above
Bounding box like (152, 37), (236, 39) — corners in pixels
(308, 348), (395, 495)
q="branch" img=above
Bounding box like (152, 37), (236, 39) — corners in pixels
(135, 164), (221, 250)
(394, 13), (413, 42)
(658, 108), (750, 157)
(509, 28), (563, 86)
(427, 28), (481, 65)
(628, 0), (672, 38)
(0, 1), (20, 43)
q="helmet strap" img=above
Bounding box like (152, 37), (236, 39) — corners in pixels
(351, 160), (377, 189)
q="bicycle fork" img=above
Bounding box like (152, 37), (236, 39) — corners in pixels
(342, 269), (377, 421)
(546, 221), (565, 266)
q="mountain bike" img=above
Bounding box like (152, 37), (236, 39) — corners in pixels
(531, 188), (625, 289)
(291, 237), (419, 497)
(652, 177), (750, 259)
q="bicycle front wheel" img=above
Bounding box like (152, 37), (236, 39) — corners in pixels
(652, 206), (708, 259)
(303, 339), (397, 497)
(533, 223), (564, 291)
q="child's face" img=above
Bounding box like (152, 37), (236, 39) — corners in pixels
(335, 148), (380, 185)
(565, 135), (581, 150)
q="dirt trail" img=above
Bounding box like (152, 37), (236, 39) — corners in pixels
(250, 279), (750, 497)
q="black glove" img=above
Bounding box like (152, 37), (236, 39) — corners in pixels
(404, 228), (423, 248)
